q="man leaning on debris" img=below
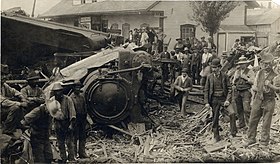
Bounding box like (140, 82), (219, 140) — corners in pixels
(1, 64), (28, 135)
(204, 58), (232, 142)
(246, 53), (278, 147)
(50, 82), (76, 162)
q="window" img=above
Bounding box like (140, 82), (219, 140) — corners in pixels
(85, 0), (94, 3)
(122, 23), (130, 39)
(180, 24), (195, 40)
(101, 20), (108, 32)
(91, 16), (101, 31)
(140, 23), (149, 29)
(73, 0), (82, 5)
(80, 16), (91, 29)
(111, 23), (119, 30)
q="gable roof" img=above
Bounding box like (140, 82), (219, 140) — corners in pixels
(39, 0), (158, 18)
(247, 8), (280, 25)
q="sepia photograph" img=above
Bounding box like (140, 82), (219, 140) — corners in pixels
(1, 0), (280, 163)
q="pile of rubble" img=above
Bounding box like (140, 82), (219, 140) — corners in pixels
(80, 100), (280, 163)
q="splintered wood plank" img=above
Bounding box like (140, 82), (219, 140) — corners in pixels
(204, 140), (231, 153)
(144, 135), (151, 156)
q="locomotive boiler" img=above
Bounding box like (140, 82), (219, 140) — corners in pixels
(46, 47), (153, 124)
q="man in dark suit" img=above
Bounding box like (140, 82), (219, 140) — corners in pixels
(204, 58), (232, 142)
(174, 68), (193, 116)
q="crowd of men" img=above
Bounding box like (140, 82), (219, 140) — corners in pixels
(155, 36), (280, 146)
(1, 64), (88, 163)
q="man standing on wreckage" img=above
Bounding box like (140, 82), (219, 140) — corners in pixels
(204, 58), (232, 142)
(246, 53), (278, 147)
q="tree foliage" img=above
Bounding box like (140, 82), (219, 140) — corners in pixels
(190, 1), (239, 38)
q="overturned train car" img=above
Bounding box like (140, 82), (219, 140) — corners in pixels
(45, 47), (153, 124)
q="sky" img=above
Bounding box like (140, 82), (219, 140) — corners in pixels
(1, 0), (280, 17)
(1, 0), (61, 17)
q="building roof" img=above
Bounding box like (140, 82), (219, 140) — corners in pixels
(40, 0), (258, 18)
(219, 25), (255, 32)
(39, 0), (158, 18)
(247, 8), (280, 25)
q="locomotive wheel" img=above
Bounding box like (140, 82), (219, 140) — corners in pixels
(85, 79), (133, 124)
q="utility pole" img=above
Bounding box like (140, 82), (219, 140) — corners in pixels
(31, 0), (37, 17)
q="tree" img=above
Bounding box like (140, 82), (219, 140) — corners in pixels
(190, 1), (239, 39)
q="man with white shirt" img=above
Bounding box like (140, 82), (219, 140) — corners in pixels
(232, 55), (255, 129)
(200, 47), (213, 86)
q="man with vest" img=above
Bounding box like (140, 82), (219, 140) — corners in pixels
(246, 53), (277, 146)
(204, 58), (232, 142)
(232, 55), (255, 129)
(1, 64), (28, 135)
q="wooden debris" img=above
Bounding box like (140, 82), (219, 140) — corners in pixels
(144, 135), (151, 156)
(204, 141), (231, 153)
(108, 124), (133, 136)
(128, 123), (146, 135)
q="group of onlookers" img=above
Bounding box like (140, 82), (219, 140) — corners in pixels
(1, 64), (88, 163)
(127, 27), (166, 54)
(170, 37), (280, 147)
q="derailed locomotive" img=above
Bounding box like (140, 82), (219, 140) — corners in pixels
(45, 47), (154, 124)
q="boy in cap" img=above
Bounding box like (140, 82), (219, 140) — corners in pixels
(174, 68), (193, 116)
(204, 58), (232, 142)
(70, 81), (88, 158)
(50, 82), (76, 162)
(1, 64), (28, 135)
(232, 55), (255, 129)
(246, 53), (277, 146)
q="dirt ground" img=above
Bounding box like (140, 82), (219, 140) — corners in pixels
(76, 99), (280, 163)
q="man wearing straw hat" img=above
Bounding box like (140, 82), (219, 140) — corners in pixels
(232, 55), (255, 129)
(49, 82), (76, 162)
(246, 53), (277, 146)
